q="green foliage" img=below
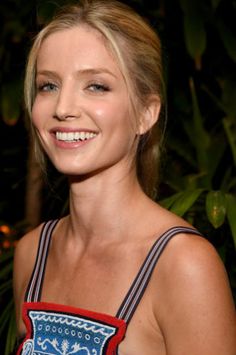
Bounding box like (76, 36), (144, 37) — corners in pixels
(1, 81), (22, 125)
(217, 18), (236, 63)
(226, 194), (236, 248)
(160, 73), (236, 247)
(158, 0), (236, 239)
(180, 0), (207, 68)
(223, 117), (236, 165)
(161, 189), (205, 217)
(206, 191), (227, 228)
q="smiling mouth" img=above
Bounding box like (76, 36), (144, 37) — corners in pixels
(55, 131), (97, 142)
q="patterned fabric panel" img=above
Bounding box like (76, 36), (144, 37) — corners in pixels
(17, 302), (126, 355)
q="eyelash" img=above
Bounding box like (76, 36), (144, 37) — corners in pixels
(36, 81), (110, 93)
(87, 83), (110, 92)
(37, 82), (57, 92)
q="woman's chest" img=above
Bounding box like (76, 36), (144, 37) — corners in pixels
(117, 296), (166, 355)
(41, 245), (147, 315)
(19, 300), (166, 355)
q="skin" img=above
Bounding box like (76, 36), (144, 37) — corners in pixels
(13, 26), (236, 355)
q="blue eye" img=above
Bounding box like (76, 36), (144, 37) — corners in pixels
(88, 83), (110, 92)
(37, 82), (57, 92)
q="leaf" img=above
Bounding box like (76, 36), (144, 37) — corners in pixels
(1, 81), (22, 125)
(189, 78), (210, 172)
(228, 178), (236, 191)
(4, 304), (16, 355)
(159, 192), (183, 210)
(170, 188), (204, 216)
(220, 167), (236, 192)
(206, 133), (227, 180)
(180, 0), (207, 63)
(183, 15), (206, 62)
(221, 79), (236, 117)
(217, 19), (236, 63)
(206, 191), (227, 228)
(223, 117), (236, 166)
(0, 300), (12, 335)
(225, 194), (236, 249)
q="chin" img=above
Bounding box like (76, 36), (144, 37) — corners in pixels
(53, 163), (94, 179)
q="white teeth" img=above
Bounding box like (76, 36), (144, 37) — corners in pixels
(62, 132), (67, 140)
(56, 131), (97, 142)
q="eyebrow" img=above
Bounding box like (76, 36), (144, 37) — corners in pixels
(36, 67), (118, 79)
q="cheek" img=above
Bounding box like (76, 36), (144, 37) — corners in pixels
(91, 99), (133, 129)
(31, 102), (40, 130)
(31, 97), (52, 128)
(91, 106), (108, 121)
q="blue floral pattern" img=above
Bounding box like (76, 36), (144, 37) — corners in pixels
(21, 310), (120, 355)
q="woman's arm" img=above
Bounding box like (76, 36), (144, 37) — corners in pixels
(13, 226), (41, 335)
(155, 234), (236, 355)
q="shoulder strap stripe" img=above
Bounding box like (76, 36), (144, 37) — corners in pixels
(25, 219), (59, 302)
(25, 221), (51, 302)
(116, 226), (202, 323)
(33, 219), (58, 302)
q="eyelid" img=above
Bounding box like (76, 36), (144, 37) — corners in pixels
(36, 80), (58, 92)
(86, 81), (110, 92)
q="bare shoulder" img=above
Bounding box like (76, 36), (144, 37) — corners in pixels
(14, 223), (43, 275)
(153, 231), (236, 355)
(13, 223), (44, 333)
(159, 231), (226, 279)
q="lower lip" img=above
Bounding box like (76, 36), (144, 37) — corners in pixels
(51, 134), (96, 149)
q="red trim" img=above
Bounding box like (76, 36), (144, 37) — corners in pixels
(16, 303), (34, 355)
(17, 301), (126, 355)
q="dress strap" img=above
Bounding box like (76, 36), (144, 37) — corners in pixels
(25, 219), (59, 302)
(116, 226), (202, 324)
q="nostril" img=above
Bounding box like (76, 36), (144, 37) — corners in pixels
(53, 113), (79, 121)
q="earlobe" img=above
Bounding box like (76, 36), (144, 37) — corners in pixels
(137, 95), (161, 135)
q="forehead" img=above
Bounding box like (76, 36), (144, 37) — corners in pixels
(36, 26), (122, 75)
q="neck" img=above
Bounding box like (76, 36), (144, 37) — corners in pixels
(66, 167), (149, 246)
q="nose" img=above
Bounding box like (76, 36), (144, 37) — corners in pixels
(53, 84), (80, 121)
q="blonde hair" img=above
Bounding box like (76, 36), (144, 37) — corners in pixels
(25, 0), (165, 197)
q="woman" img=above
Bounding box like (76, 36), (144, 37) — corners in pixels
(13, 1), (236, 354)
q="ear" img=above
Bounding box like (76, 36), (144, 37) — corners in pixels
(137, 95), (161, 135)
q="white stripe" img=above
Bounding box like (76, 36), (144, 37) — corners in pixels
(27, 220), (58, 302)
(34, 220), (58, 301)
(27, 222), (49, 302)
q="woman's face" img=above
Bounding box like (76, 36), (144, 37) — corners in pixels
(32, 25), (139, 177)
